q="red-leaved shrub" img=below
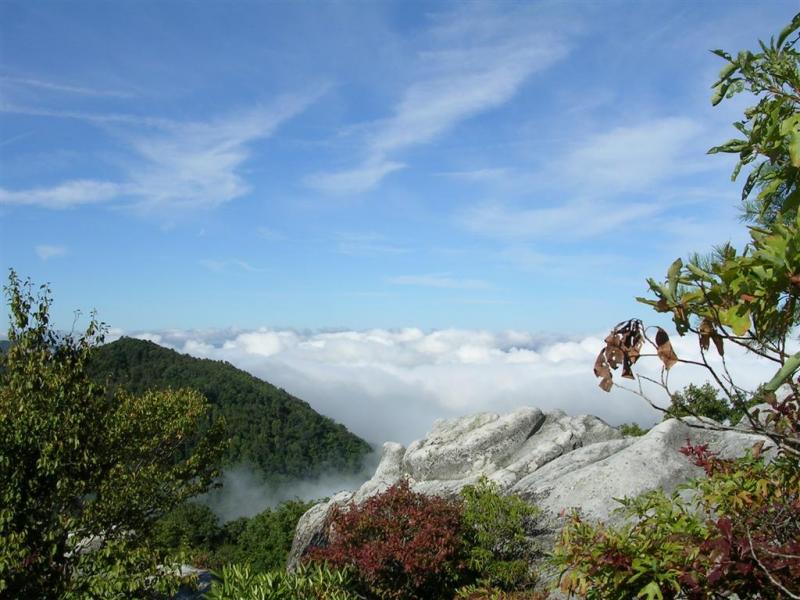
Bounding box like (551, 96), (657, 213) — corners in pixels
(306, 479), (467, 599)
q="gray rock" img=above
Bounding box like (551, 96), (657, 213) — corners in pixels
(287, 407), (772, 582)
(286, 490), (352, 571)
(514, 417), (771, 522)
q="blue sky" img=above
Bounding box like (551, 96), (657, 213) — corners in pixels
(1, 1), (796, 334)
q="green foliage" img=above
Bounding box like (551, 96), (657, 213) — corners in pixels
(617, 422), (648, 437)
(207, 562), (361, 600)
(218, 499), (315, 573)
(459, 478), (540, 592)
(152, 502), (221, 561)
(88, 337), (372, 481)
(0, 271), (226, 598)
(553, 446), (800, 599)
(581, 17), (800, 600)
(153, 498), (316, 573)
(596, 13), (800, 458)
(666, 383), (733, 423)
(707, 12), (800, 222)
(305, 478), (548, 600)
(455, 584), (550, 600)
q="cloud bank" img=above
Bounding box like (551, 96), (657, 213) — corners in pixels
(123, 327), (780, 447)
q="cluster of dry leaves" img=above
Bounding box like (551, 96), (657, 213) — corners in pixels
(593, 319), (679, 392)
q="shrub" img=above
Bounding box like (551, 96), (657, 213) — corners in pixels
(152, 502), (221, 559)
(617, 422), (648, 437)
(0, 272), (225, 598)
(153, 498), (316, 573)
(552, 442), (800, 599)
(224, 499), (315, 572)
(459, 478), (540, 591)
(206, 562), (360, 600)
(307, 479), (467, 600)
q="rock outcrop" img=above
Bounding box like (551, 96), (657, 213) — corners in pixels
(288, 406), (771, 570)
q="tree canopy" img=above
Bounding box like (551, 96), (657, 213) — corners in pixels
(0, 272), (225, 598)
(88, 336), (372, 481)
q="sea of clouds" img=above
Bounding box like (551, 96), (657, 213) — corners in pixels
(104, 325), (789, 518)
(118, 326), (780, 447)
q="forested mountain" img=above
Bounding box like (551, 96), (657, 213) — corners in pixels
(87, 337), (372, 481)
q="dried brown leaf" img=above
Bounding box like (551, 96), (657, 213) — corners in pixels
(655, 327), (678, 370)
(698, 318), (713, 352)
(621, 355), (634, 379)
(711, 333), (724, 357)
(605, 346), (624, 369)
(594, 349), (613, 392)
(752, 440), (765, 459)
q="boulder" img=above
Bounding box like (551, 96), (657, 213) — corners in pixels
(287, 407), (771, 571)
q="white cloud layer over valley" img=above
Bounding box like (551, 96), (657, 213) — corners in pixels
(120, 327), (780, 447)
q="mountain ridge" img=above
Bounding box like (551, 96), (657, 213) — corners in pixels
(87, 337), (372, 482)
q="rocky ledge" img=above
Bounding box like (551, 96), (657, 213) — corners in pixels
(288, 406), (771, 572)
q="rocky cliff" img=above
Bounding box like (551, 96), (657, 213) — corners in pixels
(287, 406), (771, 575)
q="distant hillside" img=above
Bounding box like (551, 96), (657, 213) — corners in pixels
(88, 337), (372, 481)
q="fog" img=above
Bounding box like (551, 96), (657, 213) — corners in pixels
(123, 327), (782, 447)
(201, 452), (381, 521)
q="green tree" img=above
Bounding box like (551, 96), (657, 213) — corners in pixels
(571, 13), (800, 599)
(459, 477), (541, 592)
(0, 272), (226, 598)
(594, 13), (800, 457)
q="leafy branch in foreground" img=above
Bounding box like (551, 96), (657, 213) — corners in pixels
(569, 13), (800, 600)
(0, 270), (226, 598)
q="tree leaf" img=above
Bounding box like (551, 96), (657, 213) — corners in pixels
(655, 328), (678, 370)
(719, 306), (751, 336)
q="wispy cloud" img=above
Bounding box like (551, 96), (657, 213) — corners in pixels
(307, 8), (568, 194)
(455, 116), (710, 243)
(0, 100), (172, 127)
(306, 158), (405, 195)
(335, 233), (410, 256)
(34, 244), (67, 260)
(438, 167), (511, 182)
(387, 273), (490, 289)
(0, 93), (320, 213)
(1, 180), (122, 209)
(199, 259), (266, 273)
(1, 76), (135, 98)
(257, 227), (286, 241)
(558, 117), (707, 194)
(459, 199), (662, 241)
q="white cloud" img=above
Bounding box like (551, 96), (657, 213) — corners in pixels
(454, 115), (713, 243)
(387, 273), (490, 289)
(306, 158), (406, 195)
(460, 198), (662, 241)
(199, 259), (265, 273)
(308, 8), (568, 194)
(560, 117), (707, 193)
(1, 76), (134, 98)
(334, 232), (410, 256)
(1, 180), (122, 209)
(34, 244), (67, 260)
(122, 327), (779, 447)
(0, 94), (318, 213)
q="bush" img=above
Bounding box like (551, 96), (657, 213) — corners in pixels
(152, 502), (221, 560)
(617, 422), (648, 437)
(307, 479), (467, 600)
(223, 499), (315, 572)
(153, 498), (316, 573)
(0, 272), (225, 598)
(552, 442), (800, 599)
(206, 562), (361, 600)
(459, 478), (540, 591)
